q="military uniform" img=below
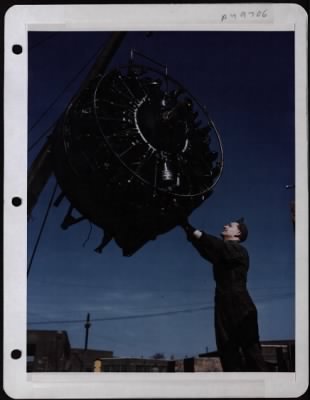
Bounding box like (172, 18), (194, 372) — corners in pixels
(186, 228), (267, 372)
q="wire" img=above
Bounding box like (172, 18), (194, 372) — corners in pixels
(27, 182), (58, 278)
(130, 49), (167, 72)
(27, 289), (294, 326)
(82, 222), (93, 247)
(29, 41), (104, 133)
(28, 122), (57, 153)
(29, 33), (58, 50)
(254, 292), (294, 303)
(28, 305), (214, 325)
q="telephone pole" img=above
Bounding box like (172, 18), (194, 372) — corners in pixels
(84, 313), (91, 351)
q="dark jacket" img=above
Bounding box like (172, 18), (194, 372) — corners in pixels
(188, 231), (258, 342)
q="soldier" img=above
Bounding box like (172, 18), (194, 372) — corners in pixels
(180, 217), (268, 371)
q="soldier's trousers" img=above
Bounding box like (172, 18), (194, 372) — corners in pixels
(216, 309), (268, 372)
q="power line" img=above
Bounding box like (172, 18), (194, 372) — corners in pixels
(254, 292), (294, 303)
(28, 305), (214, 326)
(28, 277), (294, 293)
(27, 290), (294, 326)
(27, 182), (58, 278)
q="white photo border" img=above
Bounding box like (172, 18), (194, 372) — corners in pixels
(3, 3), (308, 399)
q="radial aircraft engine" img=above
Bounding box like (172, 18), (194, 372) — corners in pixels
(51, 59), (223, 256)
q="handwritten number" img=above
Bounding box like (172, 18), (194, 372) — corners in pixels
(221, 9), (269, 22)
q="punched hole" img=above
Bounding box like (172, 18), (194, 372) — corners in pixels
(12, 44), (23, 55)
(11, 349), (22, 359)
(12, 197), (22, 207)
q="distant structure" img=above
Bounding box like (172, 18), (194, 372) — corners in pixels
(27, 330), (113, 372)
(27, 330), (295, 372)
(93, 356), (222, 372)
(94, 357), (174, 372)
(199, 340), (295, 372)
(71, 348), (113, 372)
(260, 340), (295, 371)
(27, 330), (71, 372)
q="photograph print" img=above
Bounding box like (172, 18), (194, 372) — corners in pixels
(27, 30), (295, 374)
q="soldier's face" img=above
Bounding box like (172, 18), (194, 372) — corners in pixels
(221, 222), (240, 240)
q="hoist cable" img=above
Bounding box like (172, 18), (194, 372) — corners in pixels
(27, 182), (58, 278)
(29, 33), (58, 51)
(82, 222), (93, 247)
(28, 122), (57, 153)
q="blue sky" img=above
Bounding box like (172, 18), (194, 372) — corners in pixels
(27, 31), (295, 359)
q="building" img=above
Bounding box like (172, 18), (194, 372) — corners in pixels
(198, 339), (295, 372)
(93, 356), (223, 372)
(27, 330), (113, 372)
(94, 357), (175, 372)
(174, 357), (223, 372)
(260, 340), (295, 371)
(70, 348), (113, 372)
(27, 330), (295, 373)
(27, 330), (71, 372)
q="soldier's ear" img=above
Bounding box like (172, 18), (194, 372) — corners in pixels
(235, 229), (242, 240)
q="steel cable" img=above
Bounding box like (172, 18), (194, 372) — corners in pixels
(27, 182), (58, 278)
